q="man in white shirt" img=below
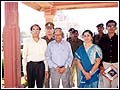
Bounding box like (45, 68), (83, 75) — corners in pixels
(22, 24), (48, 88)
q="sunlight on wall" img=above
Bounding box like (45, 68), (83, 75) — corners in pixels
(54, 7), (119, 36)
(18, 2), (46, 37)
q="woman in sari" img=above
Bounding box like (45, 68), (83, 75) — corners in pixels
(75, 30), (103, 88)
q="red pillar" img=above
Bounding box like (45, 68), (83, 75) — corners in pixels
(3, 2), (21, 88)
(44, 7), (56, 22)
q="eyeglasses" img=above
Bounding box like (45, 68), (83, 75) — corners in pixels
(32, 29), (40, 32)
(107, 25), (116, 28)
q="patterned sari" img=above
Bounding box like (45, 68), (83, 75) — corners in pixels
(75, 44), (102, 88)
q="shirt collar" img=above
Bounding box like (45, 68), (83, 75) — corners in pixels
(31, 37), (41, 43)
(54, 39), (64, 44)
(107, 33), (117, 40)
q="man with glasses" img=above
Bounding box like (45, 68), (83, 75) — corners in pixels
(22, 24), (48, 88)
(98, 20), (118, 88)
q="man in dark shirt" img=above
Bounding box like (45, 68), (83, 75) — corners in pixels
(98, 20), (118, 88)
(66, 28), (75, 42)
(93, 23), (106, 44)
(67, 30), (83, 87)
(42, 22), (54, 44)
(42, 22), (54, 88)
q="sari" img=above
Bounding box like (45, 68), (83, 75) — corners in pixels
(75, 44), (102, 88)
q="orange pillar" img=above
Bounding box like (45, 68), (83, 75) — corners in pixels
(3, 2), (21, 88)
(44, 7), (56, 22)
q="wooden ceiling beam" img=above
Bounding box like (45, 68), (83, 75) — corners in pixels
(22, 2), (118, 11)
(37, 2), (53, 8)
(54, 2), (118, 10)
(22, 2), (41, 11)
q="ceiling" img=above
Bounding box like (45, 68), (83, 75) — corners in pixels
(22, 2), (118, 12)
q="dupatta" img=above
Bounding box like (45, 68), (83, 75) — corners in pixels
(75, 45), (99, 88)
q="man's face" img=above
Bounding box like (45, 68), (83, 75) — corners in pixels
(54, 29), (63, 43)
(31, 25), (40, 37)
(74, 32), (79, 37)
(97, 26), (104, 33)
(106, 22), (117, 34)
(45, 27), (54, 35)
(69, 31), (74, 38)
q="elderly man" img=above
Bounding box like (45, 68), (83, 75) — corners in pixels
(45, 28), (73, 88)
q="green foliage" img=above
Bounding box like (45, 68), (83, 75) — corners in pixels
(22, 81), (28, 88)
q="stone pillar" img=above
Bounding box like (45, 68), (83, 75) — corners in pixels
(3, 2), (21, 88)
(44, 7), (56, 22)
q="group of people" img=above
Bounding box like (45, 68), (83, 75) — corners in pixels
(22, 20), (118, 88)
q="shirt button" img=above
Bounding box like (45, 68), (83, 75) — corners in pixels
(110, 50), (112, 52)
(110, 45), (112, 47)
(109, 60), (112, 63)
(110, 56), (112, 57)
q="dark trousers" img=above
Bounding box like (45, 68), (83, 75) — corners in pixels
(27, 61), (45, 88)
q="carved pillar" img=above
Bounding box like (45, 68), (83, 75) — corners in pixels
(44, 7), (56, 22)
(3, 2), (21, 88)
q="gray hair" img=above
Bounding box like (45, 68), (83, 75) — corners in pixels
(53, 27), (64, 38)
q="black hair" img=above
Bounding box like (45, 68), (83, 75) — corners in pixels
(30, 24), (41, 31)
(106, 20), (117, 27)
(68, 28), (75, 32)
(45, 22), (54, 29)
(96, 23), (104, 27)
(82, 30), (93, 37)
(53, 27), (64, 38)
(72, 30), (78, 34)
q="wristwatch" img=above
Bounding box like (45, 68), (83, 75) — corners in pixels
(89, 71), (92, 74)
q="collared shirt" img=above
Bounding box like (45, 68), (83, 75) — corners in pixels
(66, 37), (71, 42)
(22, 37), (48, 75)
(68, 38), (83, 56)
(42, 36), (54, 44)
(93, 33), (106, 44)
(45, 40), (73, 68)
(98, 34), (118, 63)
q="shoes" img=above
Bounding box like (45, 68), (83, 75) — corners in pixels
(70, 83), (75, 87)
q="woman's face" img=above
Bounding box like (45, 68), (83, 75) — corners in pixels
(83, 32), (92, 43)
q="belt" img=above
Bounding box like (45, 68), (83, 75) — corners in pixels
(58, 66), (64, 68)
(104, 61), (117, 63)
(29, 61), (44, 64)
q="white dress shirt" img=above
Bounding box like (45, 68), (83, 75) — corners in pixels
(22, 37), (48, 75)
